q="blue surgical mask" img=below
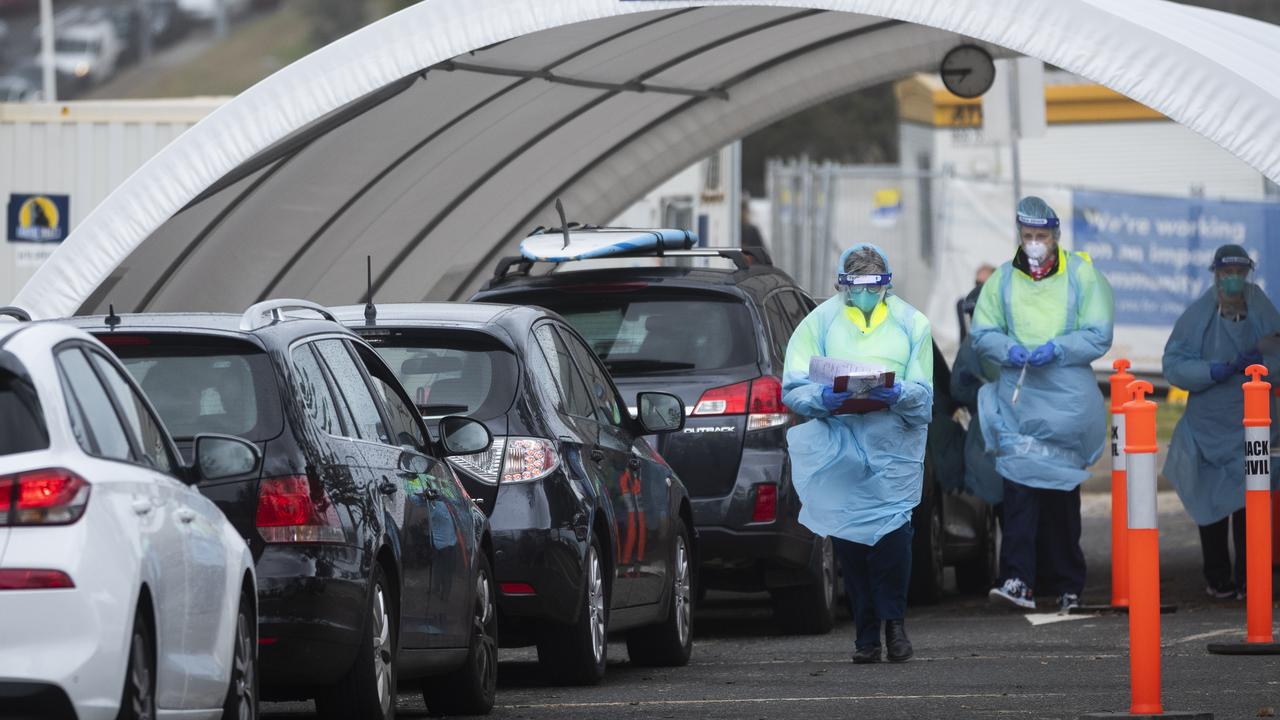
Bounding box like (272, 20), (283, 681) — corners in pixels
(1219, 275), (1246, 296)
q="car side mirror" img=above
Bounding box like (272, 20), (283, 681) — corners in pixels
(636, 392), (685, 434)
(192, 434), (260, 483)
(438, 416), (493, 456)
(398, 449), (431, 475)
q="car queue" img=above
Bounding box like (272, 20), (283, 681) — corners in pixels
(0, 225), (998, 719)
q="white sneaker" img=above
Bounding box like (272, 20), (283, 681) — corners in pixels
(989, 578), (1036, 610)
(1057, 593), (1080, 614)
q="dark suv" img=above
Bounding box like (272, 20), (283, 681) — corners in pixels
(474, 242), (998, 620)
(72, 300), (499, 718)
(333, 302), (695, 686)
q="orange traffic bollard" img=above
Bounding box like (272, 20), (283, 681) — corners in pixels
(1208, 364), (1280, 655)
(1110, 359), (1134, 609)
(1086, 381), (1208, 719)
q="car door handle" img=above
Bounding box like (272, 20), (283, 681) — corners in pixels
(379, 478), (398, 496)
(628, 456), (643, 471)
(590, 449), (605, 463)
(176, 508), (196, 524)
(131, 499), (153, 516)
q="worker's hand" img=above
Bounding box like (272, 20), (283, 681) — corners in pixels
(1233, 348), (1264, 371)
(1210, 362), (1233, 383)
(1028, 341), (1057, 367)
(868, 382), (903, 406)
(1007, 345), (1030, 367)
(820, 385), (853, 412)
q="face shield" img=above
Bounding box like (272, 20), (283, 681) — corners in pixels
(836, 272), (892, 313)
(1214, 262), (1253, 298)
(1016, 213), (1060, 263)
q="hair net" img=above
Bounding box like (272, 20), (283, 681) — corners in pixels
(1015, 196), (1062, 241)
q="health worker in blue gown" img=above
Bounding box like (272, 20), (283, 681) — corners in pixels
(782, 244), (933, 664)
(1162, 244), (1280, 599)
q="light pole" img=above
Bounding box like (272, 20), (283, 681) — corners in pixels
(39, 0), (57, 102)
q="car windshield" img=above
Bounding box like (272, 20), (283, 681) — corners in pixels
(0, 361), (49, 456)
(105, 334), (282, 442)
(54, 37), (96, 54)
(361, 328), (519, 419)
(521, 291), (757, 376)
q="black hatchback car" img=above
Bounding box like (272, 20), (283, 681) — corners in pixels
(473, 239), (998, 618)
(332, 302), (696, 686)
(72, 300), (499, 718)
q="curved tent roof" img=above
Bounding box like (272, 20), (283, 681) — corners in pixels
(15, 0), (1280, 318)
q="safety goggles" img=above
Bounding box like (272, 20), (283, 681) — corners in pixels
(836, 272), (892, 288)
(1016, 213), (1060, 229)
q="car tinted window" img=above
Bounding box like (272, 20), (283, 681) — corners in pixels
(780, 290), (812, 327)
(89, 351), (174, 474)
(533, 325), (595, 419)
(524, 291), (756, 377)
(362, 329), (518, 420)
(556, 327), (625, 427)
(57, 348), (132, 461)
(291, 344), (345, 437)
(314, 339), (388, 444)
(0, 363), (49, 456)
(350, 344), (427, 451)
(763, 294), (794, 367)
(106, 334), (281, 442)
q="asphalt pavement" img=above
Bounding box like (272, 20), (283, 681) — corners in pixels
(263, 491), (1280, 719)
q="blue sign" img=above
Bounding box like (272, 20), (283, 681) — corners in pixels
(1072, 190), (1280, 327)
(8, 193), (70, 243)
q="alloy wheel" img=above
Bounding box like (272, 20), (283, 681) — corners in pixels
(371, 584), (393, 716)
(129, 628), (155, 720)
(821, 536), (836, 610)
(232, 608), (255, 720)
(474, 570), (497, 692)
(588, 547), (605, 665)
(674, 536), (692, 647)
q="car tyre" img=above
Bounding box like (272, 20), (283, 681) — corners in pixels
(956, 505), (999, 594)
(423, 552), (498, 715)
(221, 590), (257, 720)
(537, 536), (607, 686)
(116, 607), (156, 720)
(627, 519), (694, 666)
(316, 563), (397, 720)
(909, 492), (946, 604)
(770, 535), (837, 635)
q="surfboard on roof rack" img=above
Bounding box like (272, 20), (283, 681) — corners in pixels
(519, 227), (698, 263)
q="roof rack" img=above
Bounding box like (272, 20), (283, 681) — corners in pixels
(240, 299), (337, 331)
(0, 306), (31, 322)
(491, 247), (769, 283)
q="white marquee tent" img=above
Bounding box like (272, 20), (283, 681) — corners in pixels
(14, 0), (1280, 318)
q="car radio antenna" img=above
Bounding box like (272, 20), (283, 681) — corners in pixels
(364, 256), (377, 326)
(555, 198), (571, 249)
(105, 304), (121, 332)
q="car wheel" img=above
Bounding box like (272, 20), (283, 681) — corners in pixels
(909, 494), (946, 604)
(536, 536), (608, 686)
(626, 519), (694, 666)
(423, 552), (498, 715)
(220, 590), (257, 720)
(770, 535), (837, 635)
(316, 564), (396, 720)
(116, 608), (156, 720)
(956, 505), (999, 594)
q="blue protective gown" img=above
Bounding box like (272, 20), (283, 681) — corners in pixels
(971, 250), (1115, 491)
(1162, 284), (1280, 526)
(782, 245), (934, 546)
(950, 337), (1004, 505)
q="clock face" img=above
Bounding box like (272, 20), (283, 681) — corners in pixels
(940, 44), (996, 99)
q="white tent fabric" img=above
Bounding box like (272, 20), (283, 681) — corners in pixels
(15, 0), (1280, 318)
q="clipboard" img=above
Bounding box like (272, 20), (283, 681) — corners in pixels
(832, 371), (895, 414)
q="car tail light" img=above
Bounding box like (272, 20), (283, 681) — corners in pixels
(0, 469), (91, 526)
(692, 377), (789, 431)
(0, 569), (75, 590)
(751, 483), (778, 524)
(448, 437), (560, 485)
(500, 582), (536, 596)
(255, 475), (344, 544)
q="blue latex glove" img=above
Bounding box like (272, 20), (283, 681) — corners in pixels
(1028, 341), (1057, 367)
(868, 382), (903, 406)
(1210, 362), (1233, 382)
(1233, 348), (1264, 371)
(820, 386), (853, 412)
(1007, 345), (1030, 367)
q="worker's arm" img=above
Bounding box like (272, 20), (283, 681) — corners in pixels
(1162, 300), (1216, 393)
(1051, 260), (1115, 366)
(971, 267), (1016, 365)
(782, 309), (832, 418)
(891, 312), (934, 427)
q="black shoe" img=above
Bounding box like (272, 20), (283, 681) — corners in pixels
(851, 645), (882, 664)
(885, 620), (913, 663)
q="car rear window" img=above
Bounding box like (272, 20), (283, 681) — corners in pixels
(0, 357), (49, 456)
(360, 329), (518, 419)
(100, 334), (282, 442)
(518, 292), (756, 377)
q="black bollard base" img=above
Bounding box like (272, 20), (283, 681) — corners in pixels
(1068, 604), (1177, 616)
(1080, 707), (1208, 712)
(1207, 640), (1280, 655)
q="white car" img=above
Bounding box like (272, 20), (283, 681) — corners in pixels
(0, 315), (258, 720)
(52, 21), (122, 87)
(177, 0), (250, 22)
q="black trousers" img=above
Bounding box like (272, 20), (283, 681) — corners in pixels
(1199, 508), (1246, 591)
(833, 523), (913, 651)
(1000, 479), (1086, 596)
